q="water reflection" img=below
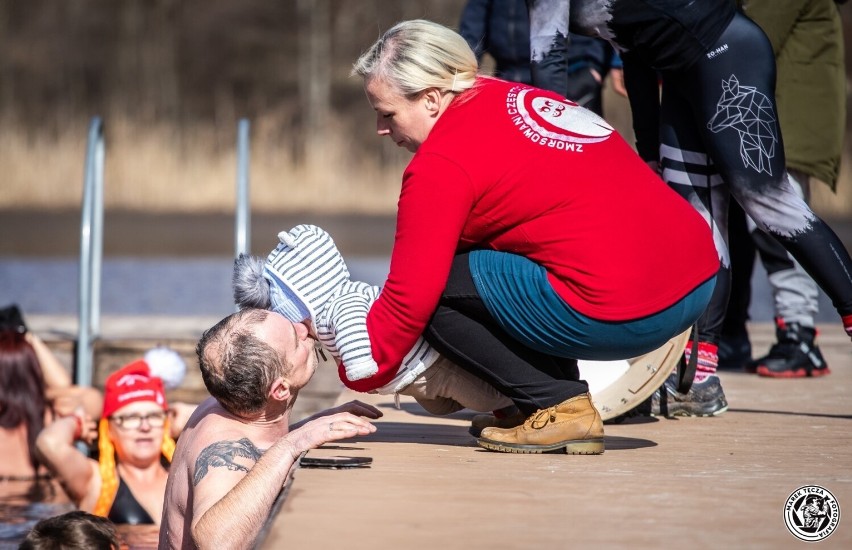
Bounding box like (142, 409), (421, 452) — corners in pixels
(0, 480), (74, 548)
(0, 480), (160, 549)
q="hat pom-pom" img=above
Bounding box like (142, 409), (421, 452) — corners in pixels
(233, 254), (271, 309)
(144, 346), (186, 390)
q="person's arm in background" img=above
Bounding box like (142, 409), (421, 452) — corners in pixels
(607, 50), (627, 98)
(35, 407), (100, 506)
(168, 402), (199, 439)
(27, 332), (104, 418)
(458, 0), (491, 63)
(26, 332), (71, 388)
(621, 53), (662, 171)
(525, 0), (569, 96)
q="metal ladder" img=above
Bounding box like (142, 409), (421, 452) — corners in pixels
(74, 117), (252, 387)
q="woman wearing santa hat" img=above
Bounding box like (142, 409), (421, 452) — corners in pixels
(35, 349), (192, 525)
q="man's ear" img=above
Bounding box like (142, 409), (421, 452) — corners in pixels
(269, 377), (292, 403)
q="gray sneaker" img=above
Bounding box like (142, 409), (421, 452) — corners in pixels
(613, 373), (728, 420)
(651, 373), (728, 417)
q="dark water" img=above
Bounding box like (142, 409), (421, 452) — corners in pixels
(0, 209), (394, 316)
(0, 497), (159, 550)
(0, 255), (843, 323)
(0, 209), (848, 320)
(0, 485), (74, 550)
(0, 256), (390, 316)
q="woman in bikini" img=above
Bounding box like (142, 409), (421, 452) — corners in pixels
(36, 358), (191, 525)
(1, 313), (102, 499)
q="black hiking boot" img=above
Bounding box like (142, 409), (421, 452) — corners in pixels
(751, 318), (830, 378)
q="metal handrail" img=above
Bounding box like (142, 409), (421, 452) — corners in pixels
(72, 118), (248, 379)
(75, 117), (104, 387)
(235, 118), (251, 259)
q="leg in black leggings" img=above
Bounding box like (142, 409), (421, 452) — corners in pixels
(658, 84), (731, 346)
(719, 200), (755, 367)
(724, 200), (755, 333)
(659, 12), (852, 349)
(423, 253), (588, 416)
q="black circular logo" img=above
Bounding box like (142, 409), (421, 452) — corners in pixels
(784, 485), (841, 542)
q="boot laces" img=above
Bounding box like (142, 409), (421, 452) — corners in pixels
(528, 406), (557, 429)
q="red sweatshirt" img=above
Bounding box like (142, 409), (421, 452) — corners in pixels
(345, 77), (718, 392)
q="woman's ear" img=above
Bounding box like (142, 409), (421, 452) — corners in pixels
(423, 88), (444, 114)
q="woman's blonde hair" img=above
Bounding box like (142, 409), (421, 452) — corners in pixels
(351, 19), (478, 98)
(92, 417), (176, 517)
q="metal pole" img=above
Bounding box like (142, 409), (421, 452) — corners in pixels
(235, 119), (251, 260)
(76, 117), (104, 388)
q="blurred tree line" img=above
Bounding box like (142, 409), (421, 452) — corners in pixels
(0, 0), (464, 155)
(0, 0), (468, 212)
(0, 0), (850, 216)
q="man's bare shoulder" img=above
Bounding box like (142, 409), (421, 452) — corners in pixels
(178, 398), (254, 456)
(173, 398), (277, 490)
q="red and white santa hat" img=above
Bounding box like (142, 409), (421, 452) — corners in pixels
(101, 347), (186, 418)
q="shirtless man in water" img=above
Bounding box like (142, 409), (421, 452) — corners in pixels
(159, 308), (381, 549)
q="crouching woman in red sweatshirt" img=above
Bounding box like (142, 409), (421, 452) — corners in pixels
(348, 19), (719, 454)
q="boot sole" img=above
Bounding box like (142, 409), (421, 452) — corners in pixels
(476, 437), (605, 455)
(661, 403), (729, 418)
(653, 401), (729, 418)
(756, 366), (832, 378)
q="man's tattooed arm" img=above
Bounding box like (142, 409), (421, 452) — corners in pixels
(193, 437), (264, 486)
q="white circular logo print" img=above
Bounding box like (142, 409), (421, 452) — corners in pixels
(507, 87), (614, 149)
(528, 96), (613, 140)
(784, 485), (840, 542)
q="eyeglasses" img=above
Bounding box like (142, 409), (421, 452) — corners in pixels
(109, 412), (167, 430)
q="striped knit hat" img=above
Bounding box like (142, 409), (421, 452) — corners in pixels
(263, 224), (351, 322)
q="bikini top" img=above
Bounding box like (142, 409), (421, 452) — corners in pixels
(107, 475), (155, 525)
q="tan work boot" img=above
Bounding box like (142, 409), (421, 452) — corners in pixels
(469, 410), (527, 437)
(477, 393), (604, 454)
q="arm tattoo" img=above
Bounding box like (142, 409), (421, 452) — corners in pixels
(193, 437), (265, 486)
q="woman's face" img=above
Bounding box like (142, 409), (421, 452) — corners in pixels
(108, 401), (166, 466)
(364, 77), (436, 153)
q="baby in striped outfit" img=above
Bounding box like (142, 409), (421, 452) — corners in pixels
(232, 224), (512, 415)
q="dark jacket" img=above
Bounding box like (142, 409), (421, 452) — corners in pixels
(459, 0), (621, 95)
(459, 0), (533, 84)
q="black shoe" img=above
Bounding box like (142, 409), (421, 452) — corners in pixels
(751, 318), (830, 378)
(717, 331), (752, 371)
(610, 373), (728, 420)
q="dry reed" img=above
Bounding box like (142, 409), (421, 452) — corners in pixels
(0, 113), (409, 215)
(1, 104), (850, 219)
